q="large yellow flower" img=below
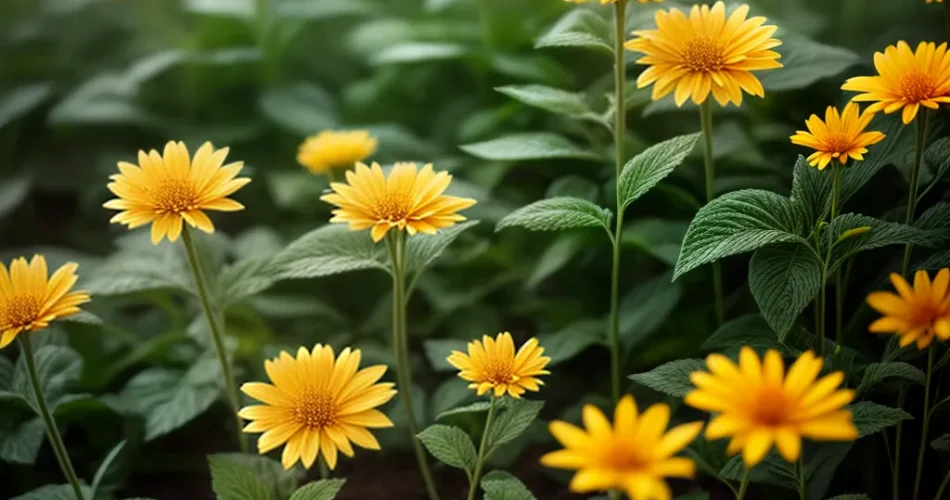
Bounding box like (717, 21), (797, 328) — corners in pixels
(685, 348), (857, 467)
(842, 41), (950, 124)
(297, 130), (377, 176)
(867, 269), (950, 349)
(103, 141), (250, 244)
(447, 332), (550, 398)
(541, 395), (702, 500)
(790, 102), (886, 170)
(0, 255), (90, 349)
(321, 162), (477, 243)
(625, 1), (782, 107)
(239, 344), (396, 470)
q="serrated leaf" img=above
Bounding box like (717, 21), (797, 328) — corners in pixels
(218, 256), (278, 305)
(481, 470), (538, 500)
(488, 398), (544, 451)
(209, 454), (278, 500)
(11, 345), (84, 412)
(849, 401), (911, 438)
(289, 479), (347, 500)
(83, 247), (194, 296)
(828, 214), (941, 270)
(916, 202), (950, 232)
(855, 362), (925, 398)
(932, 434), (950, 452)
(496, 197), (611, 233)
(405, 220), (479, 276)
(924, 136), (950, 186)
(618, 133), (700, 210)
(496, 85), (593, 119)
(417, 424), (477, 472)
(758, 31), (859, 91)
(629, 359), (706, 398)
(701, 314), (785, 356)
(460, 133), (600, 161)
(270, 224), (388, 280)
(535, 9), (612, 53)
(437, 400), (493, 420)
(719, 451), (798, 489)
(749, 243), (822, 335)
(674, 189), (806, 280)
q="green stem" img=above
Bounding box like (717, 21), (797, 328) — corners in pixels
(386, 232), (440, 500)
(817, 266), (827, 357)
(609, 490), (622, 500)
(913, 345), (935, 500)
(607, 0), (628, 405)
(936, 466), (950, 500)
(18, 334), (86, 500)
(466, 396), (498, 500)
(700, 99), (724, 326)
(181, 226), (246, 453)
(902, 112), (930, 276)
(736, 469), (749, 500)
(797, 455), (807, 500)
(319, 457), (330, 480)
(895, 385), (907, 500)
(831, 164), (843, 351)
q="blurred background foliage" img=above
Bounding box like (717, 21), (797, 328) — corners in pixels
(1, 0), (949, 498)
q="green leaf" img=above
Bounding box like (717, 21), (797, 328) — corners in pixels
(748, 243), (822, 335)
(417, 424), (477, 472)
(496, 85), (594, 119)
(719, 451), (798, 489)
(405, 220), (479, 276)
(218, 256), (279, 306)
(209, 454), (297, 500)
(924, 137), (950, 186)
(618, 133), (700, 210)
(270, 224), (388, 280)
(791, 155), (830, 226)
(674, 189), (805, 280)
(539, 319), (603, 367)
(0, 84), (53, 129)
(481, 470), (538, 500)
(11, 345), (84, 412)
(535, 9), (612, 53)
(372, 42), (468, 64)
(629, 359), (706, 398)
(12, 484), (94, 500)
(855, 362), (925, 398)
(209, 454), (278, 500)
(0, 176), (31, 219)
(289, 479), (347, 500)
(83, 247), (193, 296)
(526, 233), (586, 288)
(849, 401), (912, 438)
(702, 314), (785, 356)
(916, 202), (950, 232)
(932, 434), (950, 453)
(91, 441), (127, 499)
(0, 418), (44, 464)
(618, 273), (681, 349)
(828, 214), (941, 270)
(461, 133), (600, 161)
(488, 398), (544, 451)
(259, 82), (337, 136)
(757, 31), (860, 91)
(916, 250), (950, 271)
(496, 197), (611, 233)
(437, 400), (493, 420)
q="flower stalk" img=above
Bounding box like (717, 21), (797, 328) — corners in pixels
(913, 345), (935, 500)
(466, 395), (498, 500)
(700, 99), (725, 327)
(902, 111), (931, 276)
(831, 163), (844, 350)
(736, 470), (749, 500)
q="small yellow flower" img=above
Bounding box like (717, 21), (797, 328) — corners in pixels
(541, 395), (702, 500)
(564, 0), (660, 4)
(928, 0), (944, 4)
(790, 102), (886, 170)
(239, 344), (396, 470)
(103, 141), (250, 245)
(297, 130), (377, 176)
(625, 1), (782, 107)
(321, 162), (477, 243)
(685, 348), (857, 467)
(447, 332), (550, 398)
(842, 41), (950, 124)
(867, 269), (950, 349)
(0, 255), (90, 349)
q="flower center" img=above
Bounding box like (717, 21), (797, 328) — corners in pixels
(292, 391), (337, 429)
(1, 294), (41, 329)
(602, 442), (650, 471)
(751, 386), (789, 426)
(900, 72), (936, 103)
(153, 179), (199, 214)
(823, 133), (854, 154)
(374, 193), (411, 222)
(683, 37), (725, 73)
(482, 359), (516, 385)
(911, 301), (946, 334)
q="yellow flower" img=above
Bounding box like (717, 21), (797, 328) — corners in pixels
(625, 1), (782, 107)
(297, 130), (377, 175)
(685, 348), (857, 467)
(928, 0), (943, 4)
(789, 102), (886, 170)
(0, 255), (90, 349)
(239, 344), (396, 470)
(321, 162), (477, 243)
(541, 395), (702, 500)
(842, 41), (950, 124)
(103, 141), (250, 245)
(867, 269), (950, 349)
(564, 0), (659, 4)
(447, 332), (551, 398)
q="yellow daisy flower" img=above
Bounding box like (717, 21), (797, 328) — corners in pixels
(685, 348), (857, 467)
(446, 332), (551, 398)
(842, 41), (950, 125)
(867, 269), (950, 349)
(103, 141), (251, 245)
(297, 130), (378, 176)
(790, 102), (886, 170)
(0, 255), (90, 349)
(928, 0), (944, 4)
(541, 395), (703, 500)
(320, 161), (477, 243)
(625, 1), (782, 107)
(239, 344), (396, 470)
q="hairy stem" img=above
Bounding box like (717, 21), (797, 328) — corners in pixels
(700, 99), (724, 326)
(467, 396), (498, 500)
(913, 345), (935, 500)
(902, 112), (930, 276)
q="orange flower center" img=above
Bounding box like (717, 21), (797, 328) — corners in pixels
(750, 386), (790, 426)
(482, 359), (516, 385)
(601, 442), (650, 471)
(823, 133), (854, 154)
(900, 72), (936, 103)
(683, 37), (725, 73)
(909, 300), (947, 333)
(154, 179), (199, 214)
(1, 294), (41, 329)
(293, 391), (338, 428)
(374, 193), (411, 222)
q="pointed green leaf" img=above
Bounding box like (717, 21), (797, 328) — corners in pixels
(461, 133), (600, 161)
(495, 85), (593, 119)
(481, 470), (538, 500)
(496, 197), (612, 233)
(405, 220), (479, 276)
(209, 454), (278, 500)
(849, 402), (912, 438)
(629, 359), (706, 398)
(856, 362), (925, 398)
(270, 224), (388, 280)
(289, 479), (347, 500)
(535, 10), (612, 53)
(749, 243), (822, 335)
(828, 214), (942, 270)
(417, 424), (477, 472)
(488, 398), (544, 451)
(618, 133), (699, 210)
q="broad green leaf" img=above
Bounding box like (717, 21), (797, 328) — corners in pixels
(674, 190), (806, 280)
(855, 362), (925, 398)
(791, 155), (830, 226)
(91, 441), (127, 499)
(289, 479), (347, 500)
(270, 224), (388, 280)
(218, 256), (279, 306)
(618, 273), (681, 349)
(622, 218), (690, 266)
(924, 137), (950, 187)
(526, 233), (586, 288)
(0, 418), (44, 464)
(828, 214), (941, 270)
(701, 314), (785, 356)
(209, 454), (297, 500)
(12, 484), (94, 500)
(749, 243), (822, 335)
(481, 470), (538, 500)
(0, 84), (53, 129)
(932, 434), (950, 452)
(916, 202), (950, 232)
(423, 339), (467, 372)
(11, 345), (84, 413)
(849, 401), (911, 437)
(259, 82), (337, 136)
(539, 319), (603, 366)
(83, 247), (193, 296)
(495, 85), (594, 119)
(496, 197), (612, 233)
(719, 451), (798, 489)
(618, 133), (700, 210)
(209, 454), (278, 500)
(405, 220), (479, 276)
(373, 42), (468, 64)
(629, 359), (706, 398)
(417, 424), (477, 472)
(461, 133), (600, 161)
(758, 31), (860, 91)
(488, 398), (544, 450)
(437, 400), (492, 420)
(535, 9), (612, 53)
